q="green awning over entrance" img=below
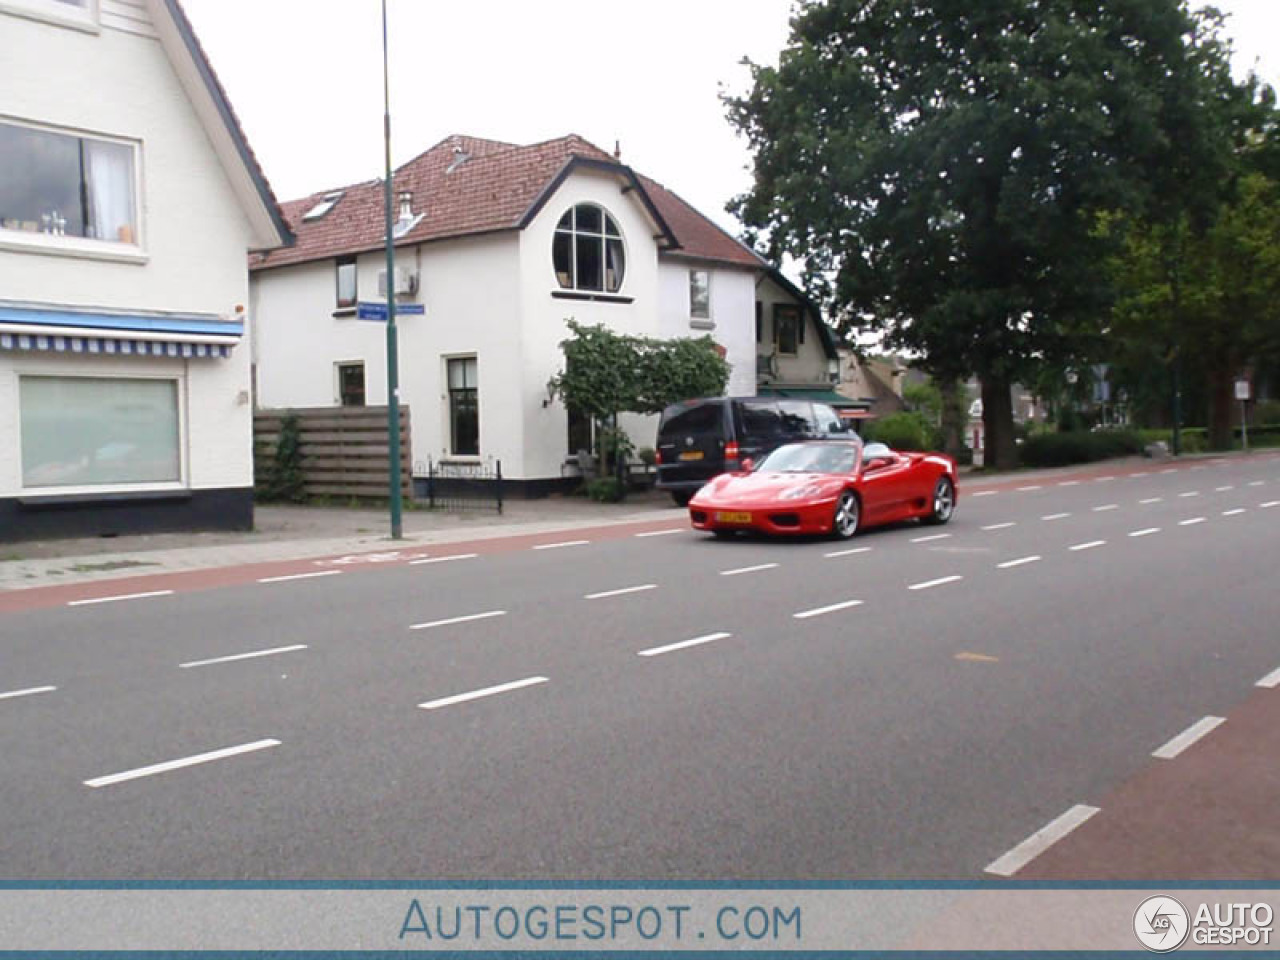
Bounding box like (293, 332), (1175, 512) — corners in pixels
(758, 386), (866, 410)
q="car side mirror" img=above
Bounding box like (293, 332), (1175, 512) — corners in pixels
(740, 458), (755, 473)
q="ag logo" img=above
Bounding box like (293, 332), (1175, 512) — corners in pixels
(1134, 896), (1190, 952)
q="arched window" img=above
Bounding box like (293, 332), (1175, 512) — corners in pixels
(553, 204), (625, 293)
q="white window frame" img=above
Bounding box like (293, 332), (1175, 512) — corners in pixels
(689, 269), (711, 321)
(442, 354), (480, 461)
(0, 116), (145, 263)
(16, 369), (189, 496)
(0, 0), (99, 32)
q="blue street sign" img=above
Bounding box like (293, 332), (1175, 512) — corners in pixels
(356, 301), (424, 321)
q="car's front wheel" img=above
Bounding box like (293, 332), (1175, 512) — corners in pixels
(923, 477), (955, 525)
(831, 490), (860, 539)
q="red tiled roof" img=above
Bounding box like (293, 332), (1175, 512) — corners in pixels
(250, 133), (763, 272)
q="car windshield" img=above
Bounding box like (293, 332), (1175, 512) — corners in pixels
(756, 442), (858, 474)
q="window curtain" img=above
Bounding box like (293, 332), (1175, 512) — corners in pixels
(83, 139), (134, 242)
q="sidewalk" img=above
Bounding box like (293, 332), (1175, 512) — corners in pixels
(0, 488), (683, 592)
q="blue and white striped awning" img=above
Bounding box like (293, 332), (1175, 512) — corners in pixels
(0, 302), (242, 359)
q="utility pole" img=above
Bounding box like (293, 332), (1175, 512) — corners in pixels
(381, 0), (402, 539)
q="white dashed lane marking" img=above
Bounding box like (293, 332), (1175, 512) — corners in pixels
(911, 533), (952, 543)
(909, 575), (963, 592)
(67, 590), (174, 607)
(793, 600), (864, 620)
(1223, 508), (1247, 517)
(410, 553), (478, 565)
(1152, 716), (1225, 759)
(825, 546), (872, 558)
(533, 540), (590, 551)
(0, 686), (57, 701)
(419, 676), (549, 711)
(981, 522), (1016, 531)
(984, 805), (1101, 877)
(85, 739), (281, 788)
(1042, 513), (1071, 521)
(1179, 517), (1206, 526)
(635, 529), (683, 538)
(258, 571), (341, 584)
(1069, 540), (1106, 552)
(1129, 528), (1160, 538)
(584, 584), (658, 600)
(720, 563), (779, 577)
(1092, 504), (1118, 513)
(638, 633), (731, 658)
(410, 610), (506, 631)
(179, 645), (308, 669)
(1139, 498), (1163, 505)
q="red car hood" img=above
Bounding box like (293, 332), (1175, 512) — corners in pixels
(692, 471), (846, 507)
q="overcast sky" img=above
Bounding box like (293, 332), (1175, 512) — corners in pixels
(182, 0), (1280, 238)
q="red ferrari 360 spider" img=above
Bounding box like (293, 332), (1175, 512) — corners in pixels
(688, 440), (957, 539)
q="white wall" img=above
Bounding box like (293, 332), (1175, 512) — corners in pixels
(0, 10), (259, 497)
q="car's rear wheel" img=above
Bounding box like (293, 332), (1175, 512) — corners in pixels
(924, 477), (955, 525)
(670, 490), (693, 507)
(831, 490), (860, 539)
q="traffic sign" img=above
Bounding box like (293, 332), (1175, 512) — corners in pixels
(356, 301), (424, 321)
(1235, 379), (1251, 401)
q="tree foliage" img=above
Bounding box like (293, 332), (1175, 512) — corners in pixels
(547, 320), (730, 477)
(725, 0), (1236, 468)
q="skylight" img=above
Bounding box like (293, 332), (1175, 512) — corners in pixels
(302, 191), (344, 221)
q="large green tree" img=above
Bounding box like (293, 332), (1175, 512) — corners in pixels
(726, 0), (1234, 468)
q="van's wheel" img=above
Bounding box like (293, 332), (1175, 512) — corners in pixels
(671, 491), (692, 507)
(923, 477), (955, 525)
(831, 490), (860, 540)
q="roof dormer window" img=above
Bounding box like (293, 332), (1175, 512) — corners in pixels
(553, 203), (625, 293)
(302, 191), (344, 221)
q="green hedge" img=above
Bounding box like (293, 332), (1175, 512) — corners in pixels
(863, 411), (938, 451)
(1018, 429), (1146, 468)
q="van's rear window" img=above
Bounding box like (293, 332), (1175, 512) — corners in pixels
(661, 402), (722, 434)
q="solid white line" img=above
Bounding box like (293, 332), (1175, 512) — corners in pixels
(638, 632), (731, 658)
(179, 645), (308, 669)
(911, 533), (952, 543)
(1069, 540), (1106, 552)
(984, 805), (1101, 877)
(720, 563), (779, 576)
(0, 685), (57, 701)
(793, 599), (864, 619)
(67, 590), (174, 607)
(1223, 508), (1247, 517)
(533, 540), (590, 550)
(971, 490), (998, 498)
(1016, 485), (1042, 492)
(635, 528), (683, 538)
(257, 570), (341, 584)
(584, 584), (657, 600)
(997, 556), (1041, 569)
(825, 546), (872, 558)
(908, 575), (963, 591)
(1179, 517), (1206, 526)
(418, 676), (548, 710)
(1128, 527), (1161, 538)
(1152, 716), (1225, 759)
(1262, 501), (1280, 509)
(85, 739), (281, 788)
(1256, 666), (1280, 689)
(1216, 485), (1235, 492)
(1092, 504), (1118, 512)
(409, 610), (506, 631)
(409, 553), (478, 565)
(981, 522), (1016, 531)
(1139, 497), (1163, 504)
(1057, 480), (1080, 487)
(1178, 491), (1200, 498)
(1042, 512), (1071, 521)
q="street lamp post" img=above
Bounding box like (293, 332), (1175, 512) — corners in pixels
(381, 0), (402, 539)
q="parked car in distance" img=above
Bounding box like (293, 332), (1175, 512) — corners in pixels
(655, 396), (849, 506)
(688, 439), (957, 539)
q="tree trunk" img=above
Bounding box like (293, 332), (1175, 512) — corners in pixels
(982, 376), (1018, 470)
(1207, 368), (1235, 450)
(939, 377), (966, 457)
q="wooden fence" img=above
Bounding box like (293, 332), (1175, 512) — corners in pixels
(254, 406), (412, 501)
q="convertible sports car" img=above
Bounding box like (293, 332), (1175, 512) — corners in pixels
(688, 439), (957, 539)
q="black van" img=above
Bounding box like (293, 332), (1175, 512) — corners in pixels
(655, 396), (850, 505)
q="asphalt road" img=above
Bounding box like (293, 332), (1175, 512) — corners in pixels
(2, 455), (1279, 879)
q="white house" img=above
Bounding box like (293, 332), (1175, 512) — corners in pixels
(250, 134), (841, 496)
(0, 0), (290, 539)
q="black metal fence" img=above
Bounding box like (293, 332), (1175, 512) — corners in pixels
(417, 457), (503, 514)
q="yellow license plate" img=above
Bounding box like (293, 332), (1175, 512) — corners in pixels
(715, 511), (752, 524)
(678, 450), (704, 461)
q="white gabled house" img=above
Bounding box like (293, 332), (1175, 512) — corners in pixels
(249, 134), (842, 496)
(0, 0), (291, 539)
